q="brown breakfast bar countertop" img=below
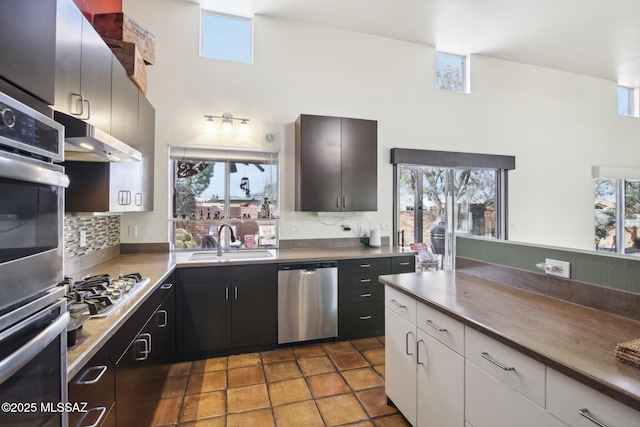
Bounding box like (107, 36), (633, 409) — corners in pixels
(378, 270), (640, 411)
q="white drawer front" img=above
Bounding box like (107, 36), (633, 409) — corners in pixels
(385, 285), (417, 325)
(417, 301), (464, 355)
(465, 326), (546, 407)
(547, 368), (640, 427)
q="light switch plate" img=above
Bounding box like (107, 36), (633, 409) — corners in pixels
(545, 258), (570, 278)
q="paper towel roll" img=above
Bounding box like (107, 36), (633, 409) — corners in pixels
(369, 229), (381, 247)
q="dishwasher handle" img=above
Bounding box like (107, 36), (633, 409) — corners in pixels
(301, 269), (317, 274)
(278, 261), (338, 271)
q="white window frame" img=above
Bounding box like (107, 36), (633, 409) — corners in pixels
(617, 85), (638, 117)
(436, 51), (470, 93)
(200, 10), (253, 64)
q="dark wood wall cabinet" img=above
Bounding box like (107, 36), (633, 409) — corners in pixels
(295, 114), (377, 212)
(176, 264), (278, 359)
(338, 256), (415, 339)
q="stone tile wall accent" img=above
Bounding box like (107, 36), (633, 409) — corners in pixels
(64, 214), (120, 259)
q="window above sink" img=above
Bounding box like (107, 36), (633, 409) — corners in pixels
(169, 147), (279, 251)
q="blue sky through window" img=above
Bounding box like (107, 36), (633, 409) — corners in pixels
(202, 12), (252, 63)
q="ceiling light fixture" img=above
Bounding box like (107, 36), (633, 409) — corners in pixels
(204, 113), (250, 136)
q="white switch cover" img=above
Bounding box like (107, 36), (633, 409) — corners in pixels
(380, 222), (389, 231)
(545, 258), (570, 278)
(79, 230), (87, 247)
(290, 223), (300, 234)
(128, 225), (138, 237)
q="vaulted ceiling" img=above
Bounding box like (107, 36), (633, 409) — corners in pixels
(192, 0), (640, 87)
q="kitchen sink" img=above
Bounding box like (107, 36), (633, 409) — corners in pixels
(188, 250), (274, 262)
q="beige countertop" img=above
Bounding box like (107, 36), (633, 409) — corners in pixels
(66, 246), (413, 378)
(379, 270), (640, 412)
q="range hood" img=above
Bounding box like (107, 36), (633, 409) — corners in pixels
(54, 112), (142, 162)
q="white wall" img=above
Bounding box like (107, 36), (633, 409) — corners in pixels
(121, 0), (640, 251)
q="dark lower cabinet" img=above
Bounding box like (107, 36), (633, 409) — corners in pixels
(68, 348), (115, 427)
(107, 275), (175, 426)
(338, 256), (415, 339)
(176, 264), (278, 358)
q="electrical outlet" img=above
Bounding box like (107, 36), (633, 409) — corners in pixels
(369, 222), (377, 231)
(357, 223), (364, 235)
(544, 258), (570, 278)
(380, 222), (389, 231)
(79, 230), (87, 247)
(341, 223), (351, 232)
(290, 223), (300, 234)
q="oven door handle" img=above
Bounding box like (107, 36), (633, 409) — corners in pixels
(0, 312), (69, 385)
(0, 151), (70, 188)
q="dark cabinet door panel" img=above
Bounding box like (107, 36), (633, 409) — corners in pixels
(338, 257), (390, 275)
(341, 118), (377, 211)
(232, 279), (277, 348)
(296, 114), (342, 211)
(338, 301), (384, 337)
(80, 18), (112, 132)
(391, 256), (416, 273)
(179, 281), (231, 352)
(339, 285), (384, 304)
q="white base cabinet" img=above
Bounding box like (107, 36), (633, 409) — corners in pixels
(385, 285), (464, 427)
(385, 308), (417, 425)
(547, 368), (640, 427)
(417, 330), (464, 427)
(466, 361), (566, 427)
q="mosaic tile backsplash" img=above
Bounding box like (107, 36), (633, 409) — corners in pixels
(64, 214), (120, 259)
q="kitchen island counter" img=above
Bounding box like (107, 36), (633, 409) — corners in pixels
(66, 246), (414, 378)
(379, 270), (640, 412)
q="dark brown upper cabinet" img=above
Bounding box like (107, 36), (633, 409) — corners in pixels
(295, 114), (377, 212)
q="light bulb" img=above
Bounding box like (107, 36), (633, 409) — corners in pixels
(204, 117), (215, 132)
(238, 120), (250, 136)
(221, 119), (233, 135)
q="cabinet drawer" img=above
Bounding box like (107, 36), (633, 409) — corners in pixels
(417, 301), (464, 355)
(390, 255), (415, 273)
(339, 301), (384, 336)
(339, 285), (384, 304)
(465, 327), (545, 407)
(339, 257), (390, 274)
(384, 285), (416, 325)
(547, 368), (640, 427)
(339, 271), (385, 288)
(68, 350), (114, 427)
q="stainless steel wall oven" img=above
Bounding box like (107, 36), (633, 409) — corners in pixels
(0, 90), (70, 426)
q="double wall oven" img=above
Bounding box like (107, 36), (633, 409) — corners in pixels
(0, 90), (70, 426)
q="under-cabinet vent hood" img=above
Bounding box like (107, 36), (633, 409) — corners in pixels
(54, 112), (142, 162)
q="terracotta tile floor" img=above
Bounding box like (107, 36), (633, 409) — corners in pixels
(152, 337), (411, 427)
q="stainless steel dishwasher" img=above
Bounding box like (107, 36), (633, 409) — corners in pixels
(278, 261), (338, 344)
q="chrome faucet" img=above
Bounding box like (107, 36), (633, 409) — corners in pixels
(217, 224), (236, 256)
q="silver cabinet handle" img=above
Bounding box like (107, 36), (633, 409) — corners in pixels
(390, 299), (406, 309)
(481, 352), (515, 371)
(417, 339), (425, 365)
(360, 264), (372, 268)
(342, 197), (346, 208)
(234, 286), (238, 300)
(133, 337), (149, 361)
(157, 310), (168, 328)
(83, 98), (91, 120)
(76, 365), (107, 385)
(336, 197), (341, 208)
(81, 406), (107, 427)
(578, 409), (608, 427)
(71, 93), (84, 116)
(360, 293), (372, 298)
(405, 331), (414, 356)
(398, 262), (410, 266)
(160, 283), (173, 290)
(225, 287), (229, 300)
(360, 315), (372, 320)
(135, 193), (143, 206)
(360, 278), (372, 283)
(425, 319), (447, 332)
